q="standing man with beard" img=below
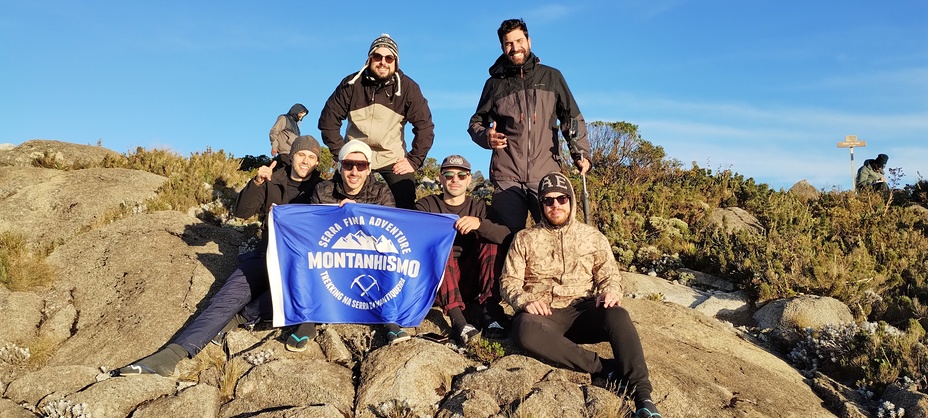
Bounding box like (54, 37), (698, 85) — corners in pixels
(269, 103), (309, 167)
(415, 155), (512, 344)
(468, 19), (591, 236)
(319, 34), (435, 209)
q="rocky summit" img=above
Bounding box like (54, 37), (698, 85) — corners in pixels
(2, 140), (915, 417)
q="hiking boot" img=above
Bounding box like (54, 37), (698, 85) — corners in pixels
(285, 322), (317, 352)
(632, 399), (662, 418)
(114, 343), (187, 377)
(385, 323), (410, 344)
(454, 324), (480, 345)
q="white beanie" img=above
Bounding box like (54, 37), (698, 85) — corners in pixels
(338, 140), (373, 163)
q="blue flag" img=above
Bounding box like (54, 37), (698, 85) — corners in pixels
(266, 203), (457, 327)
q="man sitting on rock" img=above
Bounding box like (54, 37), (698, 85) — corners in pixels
(116, 135), (325, 376)
(856, 153), (889, 193)
(284, 139), (405, 351)
(500, 172), (661, 418)
(414, 155), (511, 345)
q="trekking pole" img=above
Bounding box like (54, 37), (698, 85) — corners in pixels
(564, 118), (592, 224)
(581, 170), (590, 224)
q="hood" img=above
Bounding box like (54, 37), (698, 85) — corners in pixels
(347, 65), (404, 97)
(287, 103), (308, 119)
(488, 52), (539, 78)
(537, 171), (577, 230)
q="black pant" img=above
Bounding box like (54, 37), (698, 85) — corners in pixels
(374, 168), (416, 209)
(511, 299), (653, 402)
(491, 183), (541, 232)
(172, 251), (268, 356)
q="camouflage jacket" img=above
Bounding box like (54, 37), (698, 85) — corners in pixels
(499, 178), (622, 311)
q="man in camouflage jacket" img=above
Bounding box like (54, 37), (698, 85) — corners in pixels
(500, 171), (661, 417)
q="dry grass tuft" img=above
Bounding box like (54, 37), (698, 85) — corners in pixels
(0, 231), (55, 291)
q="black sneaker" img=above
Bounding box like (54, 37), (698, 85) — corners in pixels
(632, 399), (662, 418)
(285, 322), (317, 352)
(115, 362), (159, 376)
(482, 320), (507, 340)
(455, 324), (480, 345)
(385, 324), (410, 344)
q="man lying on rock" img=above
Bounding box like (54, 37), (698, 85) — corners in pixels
(499, 172), (662, 418)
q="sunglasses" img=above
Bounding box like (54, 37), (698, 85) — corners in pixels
(341, 160), (370, 171)
(541, 195), (570, 207)
(371, 52), (395, 64)
(442, 171), (470, 180)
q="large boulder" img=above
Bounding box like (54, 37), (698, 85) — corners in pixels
(3, 365), (100, 408)
(789, 180), (821, 202)
(0, 166), (166, 248)
(356, 338), (472, 417)
(753, 295), (855, 346)
(131, 383), (220, 418)
(625, 298), (837, 416)
(221, 359), (355, 417)
(53, 374), (176, 418)
(0, 139), (119, 168)
(45, 210), (243, 370)
(707, 207), (764, 235)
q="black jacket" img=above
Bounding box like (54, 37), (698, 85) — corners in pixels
(310, 174), (396, 207)
(468, 53), (590, 186)
(232, 166), (322, 252)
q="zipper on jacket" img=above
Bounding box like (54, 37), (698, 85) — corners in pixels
(558, 228), (566, 285)
(520, 66), (533, 181)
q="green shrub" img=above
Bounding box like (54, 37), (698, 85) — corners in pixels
(468, 337), (506, 364)
(580, 120), (928, 395)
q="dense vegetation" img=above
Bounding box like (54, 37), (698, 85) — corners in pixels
(11, 125), (928, 398)
(572, 121), (928, 395)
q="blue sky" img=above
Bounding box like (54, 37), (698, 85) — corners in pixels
(2, 1), (926, 190)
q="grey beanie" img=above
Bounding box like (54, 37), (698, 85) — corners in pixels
(290, 135), (322, 160)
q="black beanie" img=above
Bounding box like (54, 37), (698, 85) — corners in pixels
(875, 154), (889, 167)
(538, 172), (573, 201)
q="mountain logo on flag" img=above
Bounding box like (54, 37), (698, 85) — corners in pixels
(331, 231), (399, 253)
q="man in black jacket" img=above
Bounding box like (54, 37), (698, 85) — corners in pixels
(415, 155), (511, 344)
(318, 34), (435, 209)
(284, 140), (409, 351)
(468, 19), (591, 233)
(116, 136), (324, 376)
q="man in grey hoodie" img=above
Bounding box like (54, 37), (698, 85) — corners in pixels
(269, 103), (308, 167)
